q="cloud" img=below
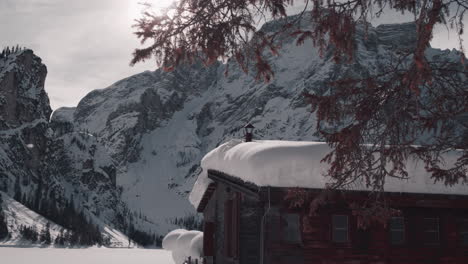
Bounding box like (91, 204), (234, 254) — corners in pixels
(0, 0), (154, 109)
(0, 0), (466, 109)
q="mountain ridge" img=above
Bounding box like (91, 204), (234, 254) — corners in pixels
(54, 19), (465, 232)
(1, 16), (466, 245)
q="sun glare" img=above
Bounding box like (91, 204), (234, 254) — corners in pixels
(128, 0), (175, 20)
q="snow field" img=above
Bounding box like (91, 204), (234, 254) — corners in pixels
(0, 247), (174, 264)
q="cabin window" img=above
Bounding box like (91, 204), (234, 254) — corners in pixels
(389, 217), (405, 245)
(332, 215), (349, 243)
(282, 213), (301, 243)
(267, 208), (302, 244)
(423, 218), (440, 245)
(459, 219), (468, 246)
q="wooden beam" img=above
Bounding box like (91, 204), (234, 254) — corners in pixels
(197, 182), (217, 212)
(207, 169), (260, 199)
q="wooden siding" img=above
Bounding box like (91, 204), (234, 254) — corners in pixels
(202, 171), (468, 264)
(239, 194), (262, 264)
(203, 179), (262, 264)
(263, 190), (468, 264)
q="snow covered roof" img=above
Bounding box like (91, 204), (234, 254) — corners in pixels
(189, 140), (468, 209)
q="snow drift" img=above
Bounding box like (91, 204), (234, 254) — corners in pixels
(163, 229), (203, 264)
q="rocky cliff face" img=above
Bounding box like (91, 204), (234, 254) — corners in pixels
(0, 50), (51, 129)
(52, 17), (466, 232)
(0, 49), (130, 245)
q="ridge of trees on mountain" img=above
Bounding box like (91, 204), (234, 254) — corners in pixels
(0, 45), (26, 59)
(170, 214), (203, 231)
(10, 176), (104, 246)
(127, 224), (163, 248)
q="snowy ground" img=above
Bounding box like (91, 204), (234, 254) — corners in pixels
(0, 247), (175, 264)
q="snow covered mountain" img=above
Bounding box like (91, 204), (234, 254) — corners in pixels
(0, 48), (132, 246)
(52, 16), (465, 233)
(1, 14), (466, 244)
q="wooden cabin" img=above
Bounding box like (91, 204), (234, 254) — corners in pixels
(189, 140), (468, 264)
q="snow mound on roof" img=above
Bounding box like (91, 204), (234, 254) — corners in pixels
(162, 229), (188, 251)
(188, 232), (203, 258)
(163, 229), (203, 264)
(189, 140), (468, 208)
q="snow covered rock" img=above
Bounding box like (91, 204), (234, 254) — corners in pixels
(0, 49), (51, 130)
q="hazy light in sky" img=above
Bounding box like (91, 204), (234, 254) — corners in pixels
(0, 0), (465, 110)
(128, 0), (175, 19)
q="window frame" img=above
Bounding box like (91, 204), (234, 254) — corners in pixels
(389, 216), (406, 246)
(265, 207), (303, 246)
(280, 212), (302, 245)
(458, 218), (468, 246)
(422, 217), (440, 246)
(331, 214), (349, 244)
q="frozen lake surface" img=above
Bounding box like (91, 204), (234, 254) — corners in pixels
(0, 247), (175, 264)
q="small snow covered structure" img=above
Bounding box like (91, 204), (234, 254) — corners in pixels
(163, 229), (203, 264)
(190, 140), (468, 264)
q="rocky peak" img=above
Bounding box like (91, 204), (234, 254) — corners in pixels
(0, 49), (51, 129)
(0, 49), (132, 245)
(376, 22), (418, 51)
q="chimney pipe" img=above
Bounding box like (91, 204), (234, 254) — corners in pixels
(243, 123), (254, 142)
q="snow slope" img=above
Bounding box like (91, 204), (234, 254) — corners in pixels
(0, 191), (65, 245)
(0, 191), (130, 247)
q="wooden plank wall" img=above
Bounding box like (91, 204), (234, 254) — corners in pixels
(204, 182), (468, 264)
(264, 191), (468, 264)
(239, 194), (262, 264)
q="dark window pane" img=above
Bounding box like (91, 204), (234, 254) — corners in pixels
(332, 215), (348, 243)
(461, 233), (468, 246)
(390, 217), (404, 230)
(423, 218), (439, 245)
(333, 230), (348, 243)
(390, 231), (405, 245)
(333, 215), (348, 229)
(282, 214), (301, 243)
(459, 219), (468, 246)
(389, 217), (405, 245)
(267, 207), (281, 242)
(423, 218), (439, 230)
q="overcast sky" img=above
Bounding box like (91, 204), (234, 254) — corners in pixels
(0, 0), (465, 110)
